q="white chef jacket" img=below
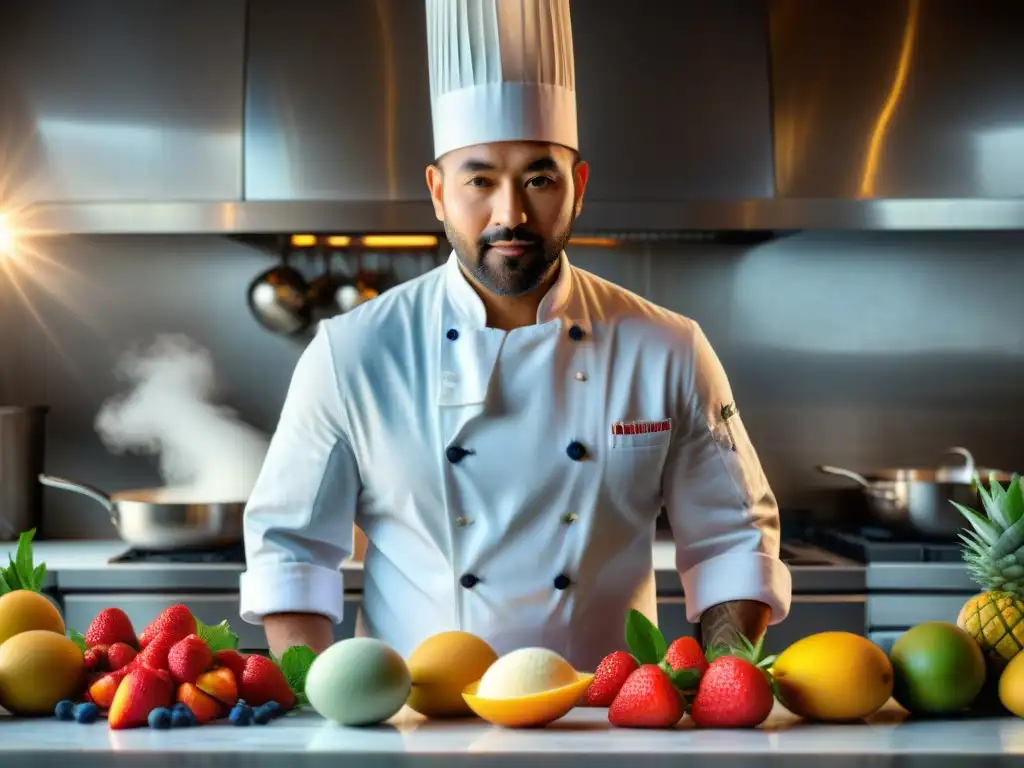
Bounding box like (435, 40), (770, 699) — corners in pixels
(239, 250), (792, 671)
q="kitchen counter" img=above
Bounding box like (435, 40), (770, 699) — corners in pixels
(2, 539), (864, 594)
(0, 700), (1020, 767)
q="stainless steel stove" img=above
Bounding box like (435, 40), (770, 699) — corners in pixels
(804, 525), (976, 654)
(108, 544), (246, 565)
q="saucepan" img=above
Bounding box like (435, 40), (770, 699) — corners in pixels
(38, 474), (244, 550)
(816, 447), (1014, 538)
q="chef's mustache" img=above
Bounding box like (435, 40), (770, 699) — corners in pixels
(478, 227), (544, 249)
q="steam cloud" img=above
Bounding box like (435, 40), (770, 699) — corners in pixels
(95, 334), (270, 502)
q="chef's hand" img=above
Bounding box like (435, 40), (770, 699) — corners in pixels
(698, 599), (771, 651)
(263, 612), (335, 658)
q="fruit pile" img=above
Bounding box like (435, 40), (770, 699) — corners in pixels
(584, 609), (777, 729)
(71, 604), (309, 729)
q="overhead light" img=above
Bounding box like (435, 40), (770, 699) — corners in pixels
(290, 234), (317, 248)
(361, 235), (438, 248)
(0, 214), (15, 258)
(568, 237), (618, 247)
(326, 235), (352, 247)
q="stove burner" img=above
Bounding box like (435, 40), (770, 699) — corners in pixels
(110, 543), (246, 564)
(810, 526), (963, 564)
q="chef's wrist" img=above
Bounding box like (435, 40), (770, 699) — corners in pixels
(262, 612), (335, 657)
(697, 599), (771, 650)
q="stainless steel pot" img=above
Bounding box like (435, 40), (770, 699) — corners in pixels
(816, 447), (1014, 538)
(38, 474), (244, 550)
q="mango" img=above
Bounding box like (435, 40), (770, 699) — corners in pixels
(0, 590), (65, 646)
(0, 629), (85, 715)
(772, 631), (894, 721)
(406, 631), (498, 717)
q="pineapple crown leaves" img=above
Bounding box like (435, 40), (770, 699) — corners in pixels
(0, 528), (46, 596)
(952, 472), (1024, 593)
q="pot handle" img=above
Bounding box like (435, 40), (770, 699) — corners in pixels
(935, 446), (975, 483)
(816, 464), (871, 487)
(38, 474), (120, 528)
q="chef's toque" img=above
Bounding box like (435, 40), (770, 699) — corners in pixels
(425, 0), (578, 160)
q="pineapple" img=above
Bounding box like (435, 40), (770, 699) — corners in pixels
(953, 473), (1024, 670)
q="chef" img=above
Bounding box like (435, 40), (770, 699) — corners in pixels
(239, 0), (792, 668)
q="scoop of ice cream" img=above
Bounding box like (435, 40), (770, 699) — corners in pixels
(476, 647), (578, 699)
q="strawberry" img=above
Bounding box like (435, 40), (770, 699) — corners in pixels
(85, 608), (137, 649)
(690, 634), (776, 729)
(131, 630), (178, 671)
(582, 651), (638, 707)
(212, 649), (247, 680)
(107, 642), (137, 671)
(167, 634), (212, 684)
(608, 664), (686, 728)
(664, 636), (709, 677)
(138, 604), (196, 649)
(108, 665), (174, 729)
(83, 645), (108, 672)
(239, 654), (296, 709)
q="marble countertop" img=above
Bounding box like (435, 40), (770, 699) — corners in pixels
(0, 700), (1021, 767)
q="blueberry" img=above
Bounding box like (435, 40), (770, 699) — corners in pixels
(148, 707), (172, 729)
(173, 703), (189, 713)
(252, 706), (273, 725)
(171, 709), (193, 728)
(73, 702), (99, 724)
(229, 705), (252, 726)
(263, 701), (283, 718)
(54, 700), (75, 721)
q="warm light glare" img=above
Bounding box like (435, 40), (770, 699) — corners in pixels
(360, 235), (439, 248)
(326, 235), (352, 247)
(568, 237), (618, 248)
(0, 215), (13, 258)
(290, 234), (317, 247)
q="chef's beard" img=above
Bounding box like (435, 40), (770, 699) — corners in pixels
(446, 217), (574, 297)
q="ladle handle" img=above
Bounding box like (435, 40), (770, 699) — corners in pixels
(38, 474), (120, 528)
(816, 464), (871, 487)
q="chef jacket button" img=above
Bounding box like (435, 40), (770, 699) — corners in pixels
(566, 441), (587, 461)
(568, 325), (584, 341)
(560, 511), (578, 525)
(574, 371), (587, 382)
(553, 573), (572, 590)
(460, 573), (479, 589)
(455, 516), (472, 527)
(446, 446), (472, 464)
(446, 328), (459, 341)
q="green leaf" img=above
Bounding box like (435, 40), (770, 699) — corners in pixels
(0, 571), (10, 596)
(980, 477), (1012, 529)
(1002, 476), (1024, 527)
(14, 528), (35, 591)
(951, 501), (1001, 546)
(663, 665), (701, 692)
(195, 618), (239, 652)
(5, 557), (22, 590)
(624, 608), (667, 665)
(276, 645), (317, 704)
(67, 628), (87, 653)
(32, 564), (46, 592)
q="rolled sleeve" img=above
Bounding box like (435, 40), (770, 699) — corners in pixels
(239, 322), (361, 626)
(662, 322), (793, 625)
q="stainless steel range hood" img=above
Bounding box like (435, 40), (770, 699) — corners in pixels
(1, 0), (1023, 237)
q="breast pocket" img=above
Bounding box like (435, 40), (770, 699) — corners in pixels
(603, 424), (673, 525)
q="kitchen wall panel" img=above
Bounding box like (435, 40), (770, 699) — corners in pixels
(3, 231), (1023, 538)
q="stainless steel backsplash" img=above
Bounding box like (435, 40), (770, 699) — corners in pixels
(3, 230), (1022, 538)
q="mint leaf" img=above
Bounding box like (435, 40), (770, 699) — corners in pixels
(15, 528), (35, 590)
(67, 628), (87, 653)
(32, 564), (46, 592)
(625, 608), (667, 665)
(195, 618), (239, 652)
(277, 645), (316, 707)
(5, 557), (22, 590)
(0, 571), (10, 596)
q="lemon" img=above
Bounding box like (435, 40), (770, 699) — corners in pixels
(0, 630), (85, 715)
(999, 648), (1024, 717)
(405, 631), (498, 717)
(772, 631), (894, 721)
(0, 590), (65, 646)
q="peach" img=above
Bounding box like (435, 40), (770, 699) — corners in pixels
(176, 683), (222, 724)
(88, 667), (129, 710)
(195, 667), (237, 707)
(109, 666), (174, 730)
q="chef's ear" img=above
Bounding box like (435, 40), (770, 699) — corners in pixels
(572, 158), (590, 218)
(425, 163), (446, 222)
